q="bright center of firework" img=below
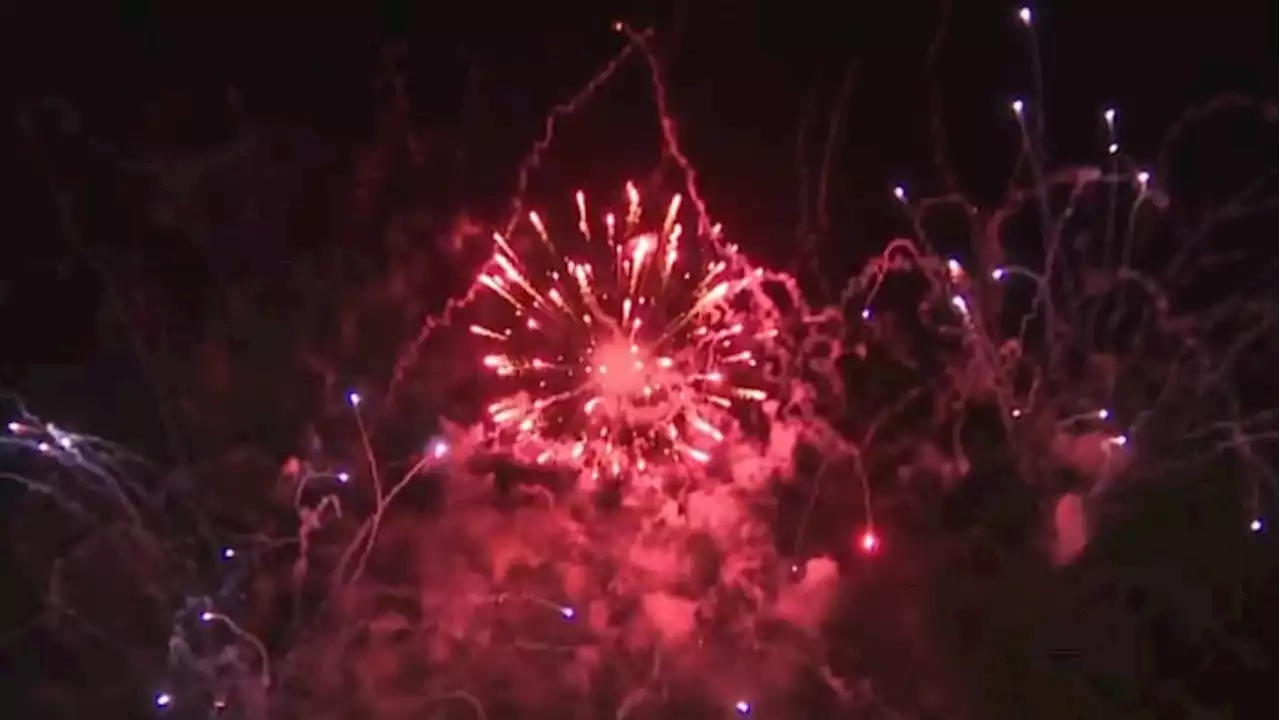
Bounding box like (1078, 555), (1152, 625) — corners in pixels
(592, 339), (647, 398)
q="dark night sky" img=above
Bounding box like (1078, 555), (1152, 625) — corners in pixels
(5, 2), (1274, 459)
(11, 1), (1274, 249)
(7, 1), (1276, 400)
(3, 1), (1277, 718)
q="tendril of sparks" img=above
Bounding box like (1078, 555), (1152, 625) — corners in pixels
(468, 182), (778, 482)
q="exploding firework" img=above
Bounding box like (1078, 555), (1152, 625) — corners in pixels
(468, 182), (779, 482)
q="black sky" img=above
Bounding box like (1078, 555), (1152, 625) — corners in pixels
(6, 0), (1274, 450)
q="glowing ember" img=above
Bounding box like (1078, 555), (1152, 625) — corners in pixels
(468, 183), (774, 479)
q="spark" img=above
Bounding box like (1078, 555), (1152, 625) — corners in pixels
(468, 185), (774, 480)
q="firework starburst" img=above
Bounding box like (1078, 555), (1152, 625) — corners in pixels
(469, 182), (777, 482)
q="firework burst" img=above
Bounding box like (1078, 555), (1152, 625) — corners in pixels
(468, 182), (779, 483)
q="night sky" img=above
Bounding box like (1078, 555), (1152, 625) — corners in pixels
(4, 1), (1277, 718)
(7, 2), (1275, 441)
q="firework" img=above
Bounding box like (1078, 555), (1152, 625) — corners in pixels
(468, 182), (778, 482)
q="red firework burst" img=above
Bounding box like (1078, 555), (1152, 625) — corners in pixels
(468, 182), (778, 482)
